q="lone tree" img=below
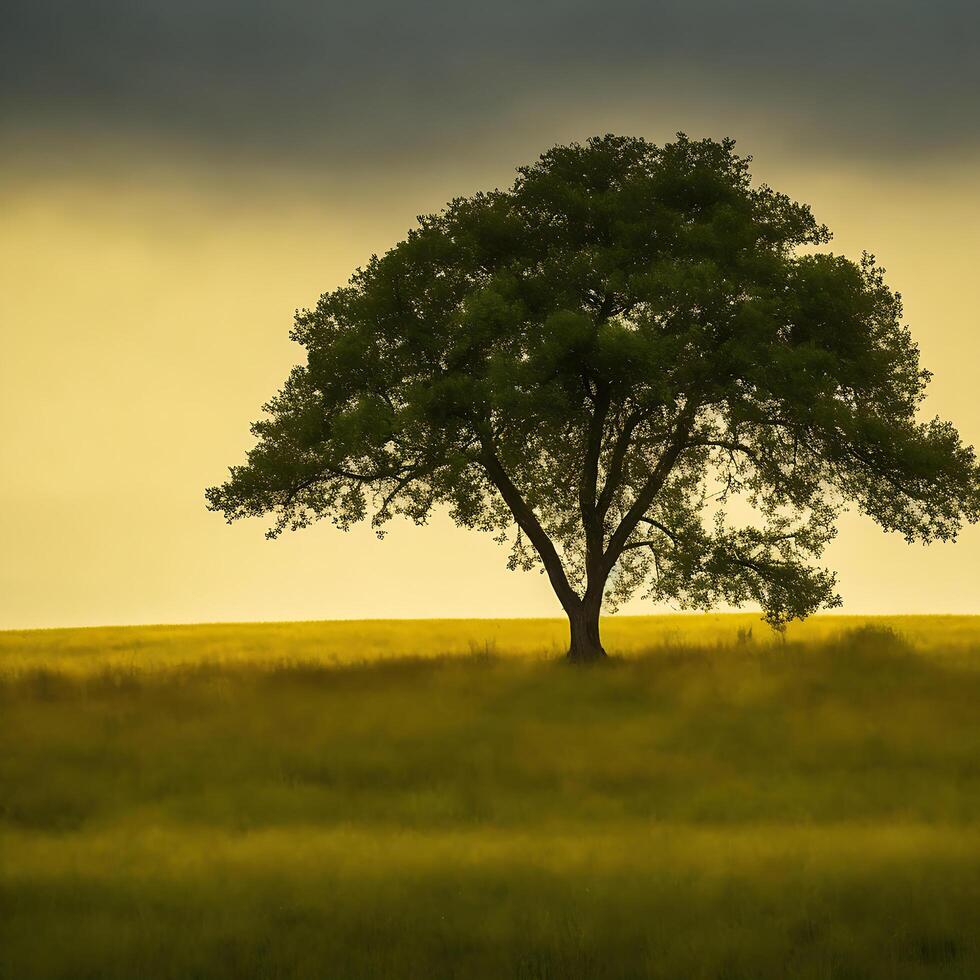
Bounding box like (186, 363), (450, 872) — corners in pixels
(207, 135), (979, 662)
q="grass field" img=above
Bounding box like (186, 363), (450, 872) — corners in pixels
(1, 615), (978, 978)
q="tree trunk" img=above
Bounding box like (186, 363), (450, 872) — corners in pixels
(566, 599), (607, 663)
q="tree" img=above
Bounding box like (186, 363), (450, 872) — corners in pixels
(206, 134), (980, 662)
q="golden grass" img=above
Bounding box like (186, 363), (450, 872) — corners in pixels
(1, 615), (978, 977)
(2, 613), (978, 677)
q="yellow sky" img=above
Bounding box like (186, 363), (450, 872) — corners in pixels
(2, 147), (978, 629)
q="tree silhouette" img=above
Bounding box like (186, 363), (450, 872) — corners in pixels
(206, 135), (980, 661)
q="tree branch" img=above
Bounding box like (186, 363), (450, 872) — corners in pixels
(580, 385), (610, 571)
(694, 440), (760, 461)
(600, 411), (696, 576)
(375, 462), (439, 519)
(479, 438), (580, 611)
(595, 407), (650, 523)
(637, 516), (683, 545)
(620, 539), (657, 552)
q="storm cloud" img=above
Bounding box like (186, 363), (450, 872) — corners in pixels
(3, 0), (979, 171)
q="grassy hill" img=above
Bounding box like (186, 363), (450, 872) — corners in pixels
(1, 615), (978, 978)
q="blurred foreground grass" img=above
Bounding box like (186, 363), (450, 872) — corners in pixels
(1, 615), (978, 978)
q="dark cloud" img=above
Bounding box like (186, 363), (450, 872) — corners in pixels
(3, 0), (978, 171)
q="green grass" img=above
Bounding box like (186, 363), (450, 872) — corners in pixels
(1, 616), (978, 978)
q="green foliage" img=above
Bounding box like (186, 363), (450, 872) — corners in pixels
(206, 134), (980, 633)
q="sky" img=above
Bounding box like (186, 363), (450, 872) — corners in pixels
(2, 1), (979, 629)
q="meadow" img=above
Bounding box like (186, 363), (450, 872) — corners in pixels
(1, 615), (978, 978)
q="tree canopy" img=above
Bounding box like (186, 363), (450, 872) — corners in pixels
(206, 134), (980, 661)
